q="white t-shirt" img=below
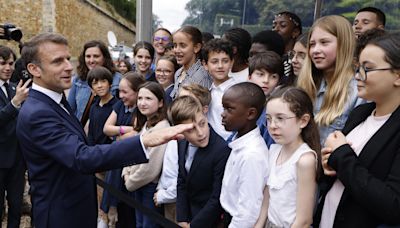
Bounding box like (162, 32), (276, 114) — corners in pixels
(267, 143), (317, 227)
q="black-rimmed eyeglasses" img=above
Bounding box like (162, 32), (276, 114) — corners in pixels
(355, 65), (393, 81)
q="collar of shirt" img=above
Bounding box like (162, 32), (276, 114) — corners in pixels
(176, 59), (202, 78)
(32, 83), (63, 104)
(228, 127), (261, 151)
(164, 83), (174, 91)
(125, 106), (135, 113)
(317, 79), (327, 96)
(210, 77), (236, 92)
(0, 79), (10, 87)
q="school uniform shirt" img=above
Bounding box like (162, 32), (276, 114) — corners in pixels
(207, 78), (236, 140)
(267, 143), (317, 227)
(156, 140), (179, 204)
(87, 96), (118, 146)
(320, 110), (391, 228)
(228, 67), (249, 84)
(220, 127), (269, 228)
(170, 59), (212, 99)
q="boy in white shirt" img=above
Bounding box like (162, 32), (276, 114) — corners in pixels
(220, 82), (269, 228)
(202, 39), (236, 140)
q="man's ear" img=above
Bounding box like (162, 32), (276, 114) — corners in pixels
(27, 63), (41, 79)
(377, 24), (385, 30)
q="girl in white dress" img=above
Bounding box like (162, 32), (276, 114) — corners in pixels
(255, 87), (321, 228)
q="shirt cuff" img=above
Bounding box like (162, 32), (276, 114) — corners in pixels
(11, 100), (21, 109)
(139, 134), (149, 159)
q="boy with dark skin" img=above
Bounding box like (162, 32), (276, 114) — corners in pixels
(219, 82), (269, 227)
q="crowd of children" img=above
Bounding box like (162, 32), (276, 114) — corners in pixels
(3, 6), (397, 228)
(77, 9), (400, 227)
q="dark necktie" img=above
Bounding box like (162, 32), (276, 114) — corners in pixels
(60, 94), (74, 115)
(3, 82), (12, 101)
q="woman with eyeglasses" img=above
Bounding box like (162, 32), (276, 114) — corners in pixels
(155, 55), (179, 105)
(152, 28), (173, 66)
(315, 32), (400, 228)
(297, 15), (363, 145)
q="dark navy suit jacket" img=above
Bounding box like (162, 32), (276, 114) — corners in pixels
(176, 126), (231, 228)
(17, 89), (148, 228)
(0, 81), (21, 168)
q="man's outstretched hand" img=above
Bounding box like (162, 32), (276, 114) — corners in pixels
(142, 123), (193, 147)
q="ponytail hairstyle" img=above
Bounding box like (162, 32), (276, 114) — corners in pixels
(175, 26), (203, 58)
(267, 86), (322, 180)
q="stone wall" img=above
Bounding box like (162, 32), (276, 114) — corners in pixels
(0, 0), (136, 58)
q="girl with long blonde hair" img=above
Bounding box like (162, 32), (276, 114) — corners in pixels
(297, 15), (362, 144)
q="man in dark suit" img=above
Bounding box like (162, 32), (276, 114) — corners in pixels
(16, 33), (192, 228)
(168, 96), (231, 228)
(0, 46), (30, 228)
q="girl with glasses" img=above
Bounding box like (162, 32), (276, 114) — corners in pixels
(255, 87), (321, 228)
(155, 55), (179, 105)
(316, 32), (400, 228)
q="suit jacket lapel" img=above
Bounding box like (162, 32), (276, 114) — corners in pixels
(187, 147), (205, 179)
(178, 140), (189, 177)
(187, 126), (217, 179)
(0, 89), (7, 103)
(358, 105), (400, 167)
(9, 82), (16, 98)
(31, 90), (87, 141)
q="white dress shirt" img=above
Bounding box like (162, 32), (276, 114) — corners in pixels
(228, 67), (249, 83)
(220, 127), (269, 228)
(0, 80), (10, 99)
(156, 140), (179, 204)
(207, 78), (236, 140)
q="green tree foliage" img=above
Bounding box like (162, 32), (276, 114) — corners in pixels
(332, 0), (400, 30)
(104, 0), (136, 23)
(257, 0), (315, 28)
(182, 0), (400, 34)
(183, 0), (259, 32)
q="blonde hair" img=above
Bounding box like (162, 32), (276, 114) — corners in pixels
(297, 15), (355, 126)
(179, 84), (211, 106)
(168, 95), (203, 125)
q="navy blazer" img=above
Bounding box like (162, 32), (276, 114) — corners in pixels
(315, 103), (400, 227)
(17, 89), (149, 228)
(176, 126), (231, 228)
(0, 82), (21, 168)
